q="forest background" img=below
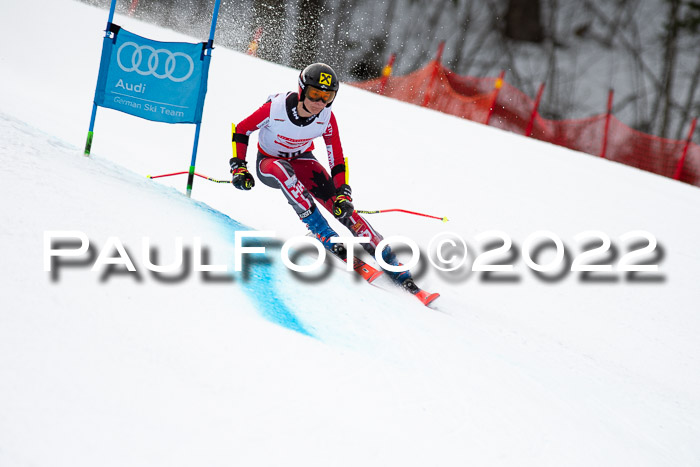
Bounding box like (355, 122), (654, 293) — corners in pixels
(79, 0), (700, 142)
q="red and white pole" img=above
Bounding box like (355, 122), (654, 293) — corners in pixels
(128, 0), (139, 16)
(600, 89), (614, 158)
(525, 82), (546, 137)
(673, 117), (698, 181)
(378, 53), (396, 96)
(485, 70), (505, 125)
(421, 42), (445, 107)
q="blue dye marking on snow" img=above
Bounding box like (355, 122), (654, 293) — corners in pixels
(240, 258), (312, 337)
(197, 202), (312, 337)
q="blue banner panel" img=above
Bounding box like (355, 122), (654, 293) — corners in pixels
(95, 28), (205, 124)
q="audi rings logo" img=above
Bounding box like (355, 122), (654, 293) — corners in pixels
(117, 42), (194, 82)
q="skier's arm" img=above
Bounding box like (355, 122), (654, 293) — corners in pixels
(232, 100), (272, 162)
(323, 113), (354, 219)
(323, 112), (347, 189)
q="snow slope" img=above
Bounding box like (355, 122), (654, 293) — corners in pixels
(1, 1), (700, 466)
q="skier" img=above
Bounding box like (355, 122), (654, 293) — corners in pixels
(229, 63), (416, 290)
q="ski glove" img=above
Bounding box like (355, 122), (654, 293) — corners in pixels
(333, 184), (354, 219)
(230, 157), (255, 190)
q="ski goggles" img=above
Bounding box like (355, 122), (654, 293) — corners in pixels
(306, 86), (336, 103)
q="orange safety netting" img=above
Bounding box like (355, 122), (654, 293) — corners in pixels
(349, 61), (700, 188)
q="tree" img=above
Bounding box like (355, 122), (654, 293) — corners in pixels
(674, 0), (700, 138)
(252, 0), (286, 64)
(290, 0), (324, 69)
(651, 0), (681, 138)
(504, 0), (545, 43)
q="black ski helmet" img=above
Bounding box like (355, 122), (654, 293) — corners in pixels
(298, 63), (339, 105)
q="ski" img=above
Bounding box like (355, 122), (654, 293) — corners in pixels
(351, 256), (384, 283)
(327, 244), (384, 283)
(320, 237), (439, 306)
(305, 232), (384, 283)
(400, 279), (441, 307)
(334, 253), (440, 306)
(413, 288), (441, 307)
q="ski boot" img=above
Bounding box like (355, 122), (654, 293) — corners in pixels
(380, 245), (417, 292)
(301, 207), (347, 259)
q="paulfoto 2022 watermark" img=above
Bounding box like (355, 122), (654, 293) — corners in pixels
(43, 229), (664, 282)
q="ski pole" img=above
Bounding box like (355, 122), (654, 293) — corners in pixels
(147, 172), (231, 184)
(343, 158), (447, 222)
(356, 209), (449, 222)
(345, 157), (349, 184)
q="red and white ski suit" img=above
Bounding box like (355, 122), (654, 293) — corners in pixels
(233, 91), (383, 251)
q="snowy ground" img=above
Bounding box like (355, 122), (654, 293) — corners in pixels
(1, 1), (700, 466)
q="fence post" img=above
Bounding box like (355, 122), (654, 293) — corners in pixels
(378, 53), (396, 96)
(600, 89), (614, 158)
(247, 27), (263, 56)
(485, 70), (505, 125)
(128, 0), (139, 16)
(673, 117), (698, 180)
(421, 41), (445, 107)
(525, 82), (546, 137)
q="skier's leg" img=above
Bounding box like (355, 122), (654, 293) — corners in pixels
(291, 154), (412, 284)
(290, 155), (378, 247)
(285, 154), (337, 212)
(339, 212), (413, 284)
(255, 153), (339, 251)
